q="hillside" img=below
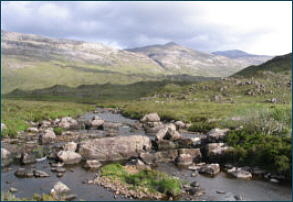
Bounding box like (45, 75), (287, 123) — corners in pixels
(213, 50), (274, 66)
(1, 30), (246, 94)
(126, 42), (244, 77)
(1, 30), (166, 94)
(233, 53), (292, 77)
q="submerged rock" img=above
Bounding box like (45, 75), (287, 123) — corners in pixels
(15, 168), (34, 178)
(199, 164), (220, 176)
(33, 169), (50, 178)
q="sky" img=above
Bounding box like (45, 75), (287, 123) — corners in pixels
(1, 1), (292, 55)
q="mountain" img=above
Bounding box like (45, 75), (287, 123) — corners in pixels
(127, 42), (244, 77)
(1, 30), (245, 94)
(1, 30), (167, 94)
(213, 50), (274, 66)
(233, 53), (292, 77)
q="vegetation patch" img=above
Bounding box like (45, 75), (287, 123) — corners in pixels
(100, 164), (181, 197)
(225, 130), (292, 179)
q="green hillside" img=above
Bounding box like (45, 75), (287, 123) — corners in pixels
(233, 53), (292, 77)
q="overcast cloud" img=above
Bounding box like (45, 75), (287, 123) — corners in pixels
(1, 1), (292, 55)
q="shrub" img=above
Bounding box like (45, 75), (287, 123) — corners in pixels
(53, 127), (64, 136)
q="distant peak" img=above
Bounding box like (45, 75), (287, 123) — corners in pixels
(165, 42), (178, 46)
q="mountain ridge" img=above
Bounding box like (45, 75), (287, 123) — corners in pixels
(213, 49), (274, 66)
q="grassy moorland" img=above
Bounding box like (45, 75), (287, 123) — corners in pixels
(1, 100), (95, 138)
(1, 53), (292, 179)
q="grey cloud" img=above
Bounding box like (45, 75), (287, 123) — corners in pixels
(1, 1), (291, 54)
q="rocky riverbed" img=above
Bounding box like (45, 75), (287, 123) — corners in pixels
(1, 108), (292, 201)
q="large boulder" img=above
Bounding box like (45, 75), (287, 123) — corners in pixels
(140, 113), (160, 123)
(175, 154), (193, 166)
(1, 123), (7, 131)
(1, 148), (12, 167)
(199, 164), (220, 176)
(39, 129), (56, 144)
(50, 181), (77, 200)
(207, 128), (229, 143)
(56, 151), (82, 165)
(78, 135), (152, 162)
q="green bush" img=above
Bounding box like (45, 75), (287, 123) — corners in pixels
(225, 130), (292, 179)
(53, 127), (64, 136)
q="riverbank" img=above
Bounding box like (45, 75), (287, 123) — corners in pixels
(1, 108), (292, 201)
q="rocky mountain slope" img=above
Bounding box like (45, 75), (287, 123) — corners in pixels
(127, 42), (244, 77)
(213, 50), (274, 66)
(2, 30), (245, 94)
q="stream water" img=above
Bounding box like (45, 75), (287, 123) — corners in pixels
(1, 110), (292, 201)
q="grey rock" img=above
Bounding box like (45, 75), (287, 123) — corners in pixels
(33, 170), (50, 178)
(139, 152), (156, 165)
(199, 164), (220, 176)
(39, 129), (56, 144)
(190, 181), (200, 187)
(63, 142), (77, 152)
(84, 160), (102, 169)
(175, 154), (193, 166)
(15, 168), (34, 178)
(20, 153), (36, 164)
(140, 113), (160, 123)
(56, 151), (82, 165)
(189, 187), (205, 196)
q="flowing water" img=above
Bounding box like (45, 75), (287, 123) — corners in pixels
(1, 110), (292, 201)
